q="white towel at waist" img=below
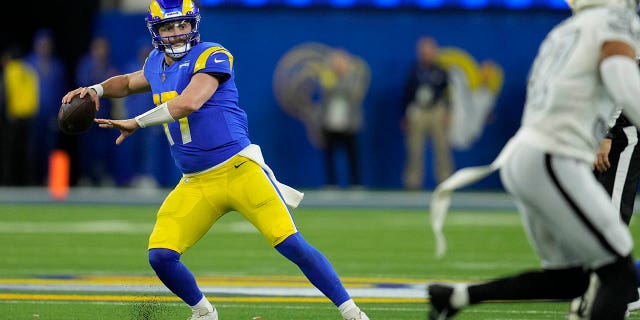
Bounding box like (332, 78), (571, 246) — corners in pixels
(239, 144), (304, 209)
(430, 133), (518, 258)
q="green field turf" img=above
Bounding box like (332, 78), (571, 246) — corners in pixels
(1, 203), (640, 319)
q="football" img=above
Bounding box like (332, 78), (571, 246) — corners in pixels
(58, 94), (97, 135)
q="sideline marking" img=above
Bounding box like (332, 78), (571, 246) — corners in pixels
(0, 275), (429, 304)
(0, 293), (424, 304)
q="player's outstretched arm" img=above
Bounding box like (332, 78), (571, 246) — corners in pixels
(100, 70), (151, 98)
(61, 70), (150, 112)
(87, 70), (150, 100)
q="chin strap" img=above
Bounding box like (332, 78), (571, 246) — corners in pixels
(166, 43), (192, 59)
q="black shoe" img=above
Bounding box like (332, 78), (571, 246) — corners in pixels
(427, 284), (459, 320)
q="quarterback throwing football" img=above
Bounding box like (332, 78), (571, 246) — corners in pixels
(61, 1), (369, 320)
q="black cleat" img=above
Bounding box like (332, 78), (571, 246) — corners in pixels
(427, 284), (459, 320)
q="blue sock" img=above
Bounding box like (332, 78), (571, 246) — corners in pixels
(148, 248), (203, 306)
(275, 232), (351, 306)
(635, 259), (640, 287)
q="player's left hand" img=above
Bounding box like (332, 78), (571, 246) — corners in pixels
(593, 138), (612, 172)
(94, 118), (140, 145)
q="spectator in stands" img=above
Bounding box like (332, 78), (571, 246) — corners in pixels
(25, 29), (69, 186)
(401, 36), (452, 190)
(74, 35), (121, 186)
(1, 45), (39, 186)
(318, 48), (370, 189)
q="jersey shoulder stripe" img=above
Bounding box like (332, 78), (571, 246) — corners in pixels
(194, 45), (234, 73)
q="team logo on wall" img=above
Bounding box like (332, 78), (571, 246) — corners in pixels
(273, 42), (370, 148)
(437, 48), (504, 150)
(273, 42), (502, 150)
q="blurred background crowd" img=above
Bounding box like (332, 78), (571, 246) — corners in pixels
(0, 0), (570, 191)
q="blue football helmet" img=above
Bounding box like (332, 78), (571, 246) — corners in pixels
(146, 0), (201, 59)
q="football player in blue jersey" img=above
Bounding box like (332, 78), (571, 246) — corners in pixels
(61, 1), (370, 319)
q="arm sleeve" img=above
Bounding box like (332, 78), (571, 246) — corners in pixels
(207, 72), (230, 84)
(600, 55), (640, 129)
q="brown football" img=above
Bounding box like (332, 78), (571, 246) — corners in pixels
(58, 95), (96, 135)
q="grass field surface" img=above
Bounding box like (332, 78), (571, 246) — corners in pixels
(2, 203), (640, 319)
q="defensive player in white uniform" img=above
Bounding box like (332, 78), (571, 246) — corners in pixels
(427, 0), (640, 318)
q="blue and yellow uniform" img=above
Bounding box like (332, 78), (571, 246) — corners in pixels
(143, 42), (298, 252)
(144, 42), (249, 173)
(84, 1), (368, 318)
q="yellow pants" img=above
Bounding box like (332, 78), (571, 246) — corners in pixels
(148, 155), (298, 253)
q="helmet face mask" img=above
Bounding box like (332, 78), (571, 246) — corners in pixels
(146, 0), (201, 60)
(156, 20), (196, 59)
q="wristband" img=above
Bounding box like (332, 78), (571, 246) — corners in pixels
(88, 84), (104, 97)
(134, 102), (175, 128)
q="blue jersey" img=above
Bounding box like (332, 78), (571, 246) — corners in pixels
(143, 42), (250, 174)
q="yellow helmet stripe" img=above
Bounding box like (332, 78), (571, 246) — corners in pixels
(182, 0), (195, 14)
(149, 1), (164, 19)
(195, 46), (234, 72)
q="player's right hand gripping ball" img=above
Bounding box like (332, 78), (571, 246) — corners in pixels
(58, 95), (97, 135)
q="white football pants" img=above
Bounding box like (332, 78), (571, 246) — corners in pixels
(499, 144), (633, 270)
